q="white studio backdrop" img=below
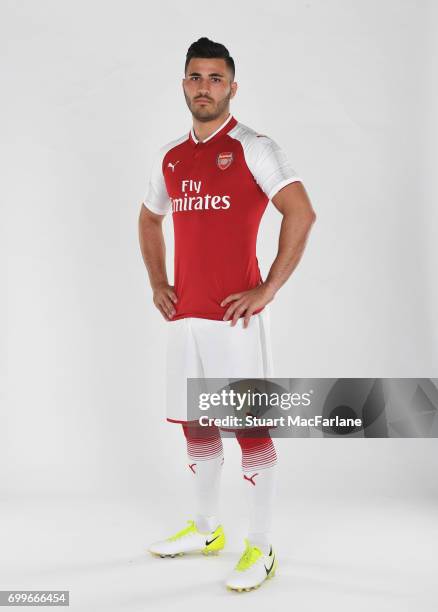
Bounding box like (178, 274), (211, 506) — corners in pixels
(3, 0), (438, 509)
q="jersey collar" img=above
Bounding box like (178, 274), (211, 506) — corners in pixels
(189, 114), (237, 145)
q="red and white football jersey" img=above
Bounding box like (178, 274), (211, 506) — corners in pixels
(143, 114), (302, 321)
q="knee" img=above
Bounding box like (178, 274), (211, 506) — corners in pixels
(182, 421), (221, 442)
(235, 428), (277, 469)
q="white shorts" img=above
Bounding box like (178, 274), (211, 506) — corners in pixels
(165, 306), (275, 423)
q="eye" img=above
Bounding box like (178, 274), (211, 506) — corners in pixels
(212, 77), (221, 83)
(190, 76), (199, 81)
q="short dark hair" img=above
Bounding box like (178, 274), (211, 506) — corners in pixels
(185, 37), (235, 79)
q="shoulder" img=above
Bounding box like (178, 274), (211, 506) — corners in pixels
(228, 121), (280, 158)
(154, 132), (190, 163)
(228, 121), (283, 166)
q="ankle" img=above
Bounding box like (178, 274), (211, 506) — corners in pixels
(248, 532), (271, 555)
(196, 515), (219, 533)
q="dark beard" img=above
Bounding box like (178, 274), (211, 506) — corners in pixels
(184, 89), (232, 122)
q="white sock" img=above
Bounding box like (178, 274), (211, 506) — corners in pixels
(196, 514), (219, 533)
(237, 430), (278, 552)
(243, 463), (277, 551)
(190, 456), (223, 532)
(182, 423), (224, 533)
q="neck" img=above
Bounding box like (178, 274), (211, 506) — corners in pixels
(192, 110), (231, 143)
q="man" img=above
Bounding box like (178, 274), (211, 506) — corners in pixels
(139, 37), (316, 592)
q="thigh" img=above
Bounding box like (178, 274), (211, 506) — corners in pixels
(165, 319), (204, 422)
(193, 307), (274, 379)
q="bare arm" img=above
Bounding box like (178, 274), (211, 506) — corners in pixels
(264, 181), (316, 294)
(138, 203), (177, 320)
(221, 181), (316, 327)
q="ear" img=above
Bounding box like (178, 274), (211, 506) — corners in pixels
(230, 81), (238, 99)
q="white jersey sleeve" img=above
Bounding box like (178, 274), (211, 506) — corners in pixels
(249, 136), (302, 200)
(143, 133), (189, 215)
(229, 123), (302, 200)
(143, 146), (171, 215)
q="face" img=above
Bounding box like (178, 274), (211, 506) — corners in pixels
(182, 57), (237, 122)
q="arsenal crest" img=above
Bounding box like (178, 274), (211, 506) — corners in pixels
(217, 152), (233, 170)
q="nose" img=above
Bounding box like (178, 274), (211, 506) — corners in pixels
(196, 78), (211, 96)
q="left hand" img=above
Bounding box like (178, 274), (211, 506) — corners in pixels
(220, 283), (276, 328)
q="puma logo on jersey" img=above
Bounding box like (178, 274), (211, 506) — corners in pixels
(243, 473), (259, 486)
(167, 160), (180, 172)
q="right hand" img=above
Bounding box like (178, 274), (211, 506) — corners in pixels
(153, 283), (178, 320)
